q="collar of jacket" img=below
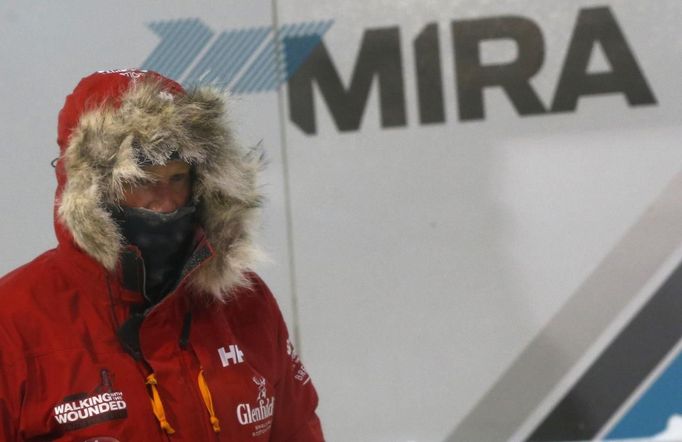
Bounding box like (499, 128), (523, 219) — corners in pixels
(117, 229), (214, 303)
(53, 226), (216, 306)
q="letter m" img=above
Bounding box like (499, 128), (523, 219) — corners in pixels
(287, 27), (406, 134)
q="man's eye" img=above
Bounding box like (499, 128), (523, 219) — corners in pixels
(170, 174), (189, 183)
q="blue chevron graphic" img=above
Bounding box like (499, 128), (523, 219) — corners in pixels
(184, 27), (271, 87)
(606, 345), (682, 440)
(282, 21), (333, 78)
(231, 35), (280, 94)
(141, 19), (334, 94)
(143, 19), (214, 81)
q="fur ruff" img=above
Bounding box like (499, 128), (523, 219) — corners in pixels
(57, 80), (264, 301)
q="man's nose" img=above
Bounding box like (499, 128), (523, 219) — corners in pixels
(149, 183), (180, 213)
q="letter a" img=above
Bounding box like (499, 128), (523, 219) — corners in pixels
(552, 7), (656, 112)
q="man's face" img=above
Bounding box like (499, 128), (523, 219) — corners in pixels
(120, 160), (192, 213)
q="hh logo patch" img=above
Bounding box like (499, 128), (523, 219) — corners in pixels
(53, 369), (127, 431)
(218, 344), (244, 367)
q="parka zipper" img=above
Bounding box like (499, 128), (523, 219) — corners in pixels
(178, 312), (222, 441)
(107, 274), (173, 442)
(109, 242), (220, 440)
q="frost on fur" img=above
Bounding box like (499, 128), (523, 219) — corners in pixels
(57, 79), (263, 300)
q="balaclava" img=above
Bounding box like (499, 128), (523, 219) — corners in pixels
(112, 204), (196, 303)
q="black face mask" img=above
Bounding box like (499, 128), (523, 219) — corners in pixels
(111, 205), (196, 304)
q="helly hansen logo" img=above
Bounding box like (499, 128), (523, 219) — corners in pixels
(218, 344), (244, 367)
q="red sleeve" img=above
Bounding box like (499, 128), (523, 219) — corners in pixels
(0, 358), (24, 441)
(253, 276), (325, 442)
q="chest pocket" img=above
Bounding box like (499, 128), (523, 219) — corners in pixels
(187, 315), (277, 441)
(20, 348), (163, 442)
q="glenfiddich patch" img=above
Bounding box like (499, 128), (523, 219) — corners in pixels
(53, 369), (127, 431)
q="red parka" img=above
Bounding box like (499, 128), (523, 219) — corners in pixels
(0, 70), (324, 441)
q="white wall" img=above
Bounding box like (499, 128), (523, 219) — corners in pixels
(1, 1), (681, 440)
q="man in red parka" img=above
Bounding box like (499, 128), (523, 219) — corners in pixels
(0, 69), (324, 441)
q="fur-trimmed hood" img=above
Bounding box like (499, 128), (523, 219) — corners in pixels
(54, 70), (263, 301)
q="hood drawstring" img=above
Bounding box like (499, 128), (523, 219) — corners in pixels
(142, 313), (220, 434)
(146, 374), (176, 435)
(198, 369), (221, 433)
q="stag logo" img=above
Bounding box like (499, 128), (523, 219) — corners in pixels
(253, 376), (268, 402)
